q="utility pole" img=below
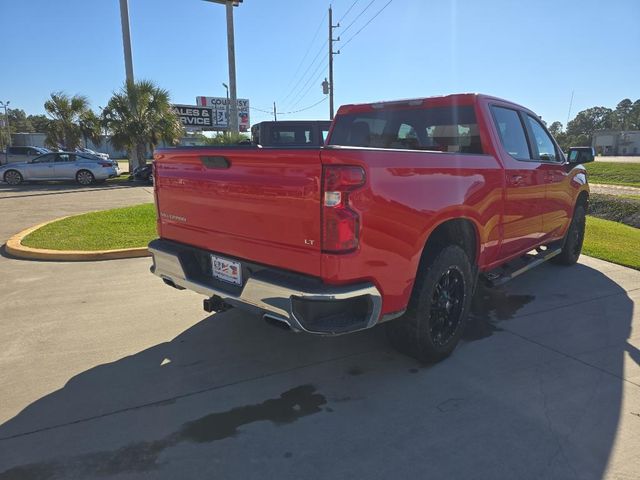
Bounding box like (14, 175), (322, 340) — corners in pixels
(273, 102), (277, 122)
(119, 0), (135, 85)
(225, 1), (239, 133)
(204, 1), (242, 133)
(328, 5), (340, 120)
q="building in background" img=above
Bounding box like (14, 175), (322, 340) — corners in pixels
(592, 130), (640, 156)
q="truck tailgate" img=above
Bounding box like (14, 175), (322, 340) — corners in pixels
(154, 148), (322, 277)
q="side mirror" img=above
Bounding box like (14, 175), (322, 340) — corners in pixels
(567, 146), (595, 164)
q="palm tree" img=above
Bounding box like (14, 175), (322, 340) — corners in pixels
(103, 80), (183, 170)
(44, 92), (96, 150)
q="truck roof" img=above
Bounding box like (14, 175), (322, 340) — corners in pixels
(337, 93), (527, 115)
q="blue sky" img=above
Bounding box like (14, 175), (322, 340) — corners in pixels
(2, 0), (639, 127)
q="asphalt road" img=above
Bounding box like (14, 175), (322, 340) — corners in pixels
(0, 181), (639, 479)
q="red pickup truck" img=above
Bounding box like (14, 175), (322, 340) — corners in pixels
(149, 93), (593, 362)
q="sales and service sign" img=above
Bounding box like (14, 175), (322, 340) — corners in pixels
(171, 105), (214, 130)
(196, 96), (250, 132)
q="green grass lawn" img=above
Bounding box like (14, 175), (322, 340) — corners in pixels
(106, 175), (134, 184)
(586, 162), (640, 187)
(22, 204), (157, 251)
(18, 202), (640, 270)
(582, 216), (640, 270)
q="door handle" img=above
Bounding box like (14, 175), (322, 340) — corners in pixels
(510, 175), (524, 186)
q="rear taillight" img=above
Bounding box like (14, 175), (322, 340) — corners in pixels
(322, 165), (365, 253)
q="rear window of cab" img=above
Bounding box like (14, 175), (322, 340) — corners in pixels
(328, 105), (483, 154)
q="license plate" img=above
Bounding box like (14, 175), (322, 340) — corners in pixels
(211, 255), (242, 285)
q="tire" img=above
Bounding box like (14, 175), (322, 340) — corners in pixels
(551, 204), (586, 266)
(148, 172), (154, 185)
(386, 245), (475, 363)
(4, 170), (23, 186)
(76, 170), (95, 186)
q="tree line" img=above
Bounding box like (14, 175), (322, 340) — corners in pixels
(0, 80), (183, 169)
(2, 91), (639, 161)
(548, 98), (640, 151)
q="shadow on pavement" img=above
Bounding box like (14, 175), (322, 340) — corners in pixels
(0, 264), (635, 479)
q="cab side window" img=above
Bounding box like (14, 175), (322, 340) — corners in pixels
(491, 106), (531, 161)
(526, 115), (559, 162)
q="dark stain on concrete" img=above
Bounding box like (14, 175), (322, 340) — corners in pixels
(347, 367), (364, 376)
(436, 398), (465, 413)
(463, 283), (535, 341)
(0, 384), (326, 480)
(409, 368), (419, 374)
(331, 396), (352, 403)
(283, 452), (293, 458)
(180, 384), (326, 443)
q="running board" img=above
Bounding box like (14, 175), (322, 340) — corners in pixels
(482, 247), (562, 287)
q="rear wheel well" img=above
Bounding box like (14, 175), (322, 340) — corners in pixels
(420, 219), (478, 268)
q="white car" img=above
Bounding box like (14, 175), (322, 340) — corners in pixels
(0, 152), (120, 186)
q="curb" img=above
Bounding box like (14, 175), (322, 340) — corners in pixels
(5, 216), (151, 262)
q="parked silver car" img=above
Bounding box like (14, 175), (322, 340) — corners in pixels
(0, 152), (120, 186)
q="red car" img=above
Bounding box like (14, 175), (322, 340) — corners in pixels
(149, 93), (593, 362)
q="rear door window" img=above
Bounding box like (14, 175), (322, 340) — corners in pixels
(55, 153), (75, 162)
(329, 105), (483, 154)
(491, 106), (531, 161)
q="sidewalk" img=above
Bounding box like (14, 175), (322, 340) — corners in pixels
(590, 183), (640, 196)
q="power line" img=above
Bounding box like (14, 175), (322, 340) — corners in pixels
(290, 58), (329, 108)
(341, 0), (393, 50)
(337, 0), (359, 24)
(248, 105), (274, 115)
(282, 39), (328, 105)
(281, 11), (328, 98)
(339, 0), (376, 37)
(279, 97), (328, 115)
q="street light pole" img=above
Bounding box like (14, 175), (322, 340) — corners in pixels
(119, 0), (135, 85)
(0, 101), (10, 165)
(98, 106), (108, 137)
(222, 83), (230, 136)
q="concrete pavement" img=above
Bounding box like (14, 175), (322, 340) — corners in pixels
(0, 182), (639, 479)
(590, 183), (640, 196)
(594, 156), (640, 163)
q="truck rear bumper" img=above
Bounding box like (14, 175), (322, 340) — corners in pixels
(148, 239), (383, 335)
